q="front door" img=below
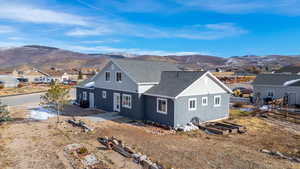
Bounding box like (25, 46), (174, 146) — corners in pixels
(113, 93), (121, 112)
(89, 92), (94, 108)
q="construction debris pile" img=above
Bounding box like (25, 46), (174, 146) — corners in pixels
(98, 136), (164, 169)
(198, 122), (246, 135)
(64, 143), (109, 169)
(67, 119), (93, 132)
(260, 149), (300, 163)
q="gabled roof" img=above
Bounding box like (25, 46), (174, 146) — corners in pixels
(145, 71), (207, 98)
(252, 73), (300, 86)
(111, 59), (180, 83)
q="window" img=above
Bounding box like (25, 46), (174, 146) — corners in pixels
(122, 94), (132, 109)
(188, 98), (197, 111)
(102, 91), (107, 99)
(202, 97), (208, 106)
(268, 91), (274, 97)
(116, 72), (122, 82)
(214, 95), (221, 107)
(157, 98), (167, 114)
(83, 91), (87, 101)
(105, 72), (110, 81)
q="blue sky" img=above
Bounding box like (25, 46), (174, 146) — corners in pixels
(1, 0), (300, 57)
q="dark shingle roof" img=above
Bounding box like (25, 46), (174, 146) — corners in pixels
(145, 71), (206, 97)
(252, 74), (300, 86)
(111, 59), (180, 83)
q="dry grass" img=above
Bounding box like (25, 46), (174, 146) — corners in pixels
(0, 84), (49, 96)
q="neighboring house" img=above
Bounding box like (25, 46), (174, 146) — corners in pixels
(76, 59), (232, 127)
(252, 74), (300, 106)
(275, 65), (300, 75)
(0, 75), (19, 88)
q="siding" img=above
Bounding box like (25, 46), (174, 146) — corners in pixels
(174, 93), (230, 127)
(94, 87), (144, 120)
(144, 95), (175, 126)
(94, 62), (138, 93)
(76, 87), (94, 102)
(253, 85), (300, 104)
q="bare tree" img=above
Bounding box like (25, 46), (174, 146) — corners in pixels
(40, 82), (70, 123)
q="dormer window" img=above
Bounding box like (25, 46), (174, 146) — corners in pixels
(116, 72), (122, 82)
(105, 72), (110, 81)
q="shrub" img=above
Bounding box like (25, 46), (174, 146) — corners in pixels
(77, 147), (88, 155)
(17, 83), (24, 88)
(233, 102), (244, 108)
(0, 84), (4, 90)
(0, 101), (10, 122)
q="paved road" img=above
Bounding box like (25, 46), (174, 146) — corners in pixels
(1, 89), (75, 107)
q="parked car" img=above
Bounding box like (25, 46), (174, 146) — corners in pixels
(63, 80), (77, 85)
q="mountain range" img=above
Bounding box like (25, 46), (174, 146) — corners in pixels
(1, 45), (300, 71)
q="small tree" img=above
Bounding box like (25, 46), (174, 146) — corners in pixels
(0, 100), (10, 122)
(40, 82), (70, 123)
(78, 70), (83, 80)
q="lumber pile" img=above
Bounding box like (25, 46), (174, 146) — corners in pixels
(67, 119), (93, 132)
(98, 136), (163, 169)
(260, 149), (300, 163)
(197, 122), (246, 135)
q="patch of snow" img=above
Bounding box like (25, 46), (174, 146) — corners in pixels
(259, 105), (269, 111)
(28, 107), (56, 120)
(84, 81), (95, 88)
(239, 108), (253, 112)
(283, 79), (300, 86)
(176, 122), (199, 132)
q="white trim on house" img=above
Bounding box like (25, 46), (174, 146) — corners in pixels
(115, 71), (122, 83)
(175, 71), (232, 99)
(143, 93), (175, 99)
(122, 94), (132, 109)
(188, 98), (197, 111)
(202, 96), (208, 106)
(105, 71), (111, 82)
(83, 91), (87, 101)
(102, 91), (107, 99)
(214, 95), (221, 107)
(157, 98), (168, 114)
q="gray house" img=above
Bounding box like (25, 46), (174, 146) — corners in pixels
(76, 59), (232, 127)
(0, 75), (19, 88)
(253, 73), (300, 106)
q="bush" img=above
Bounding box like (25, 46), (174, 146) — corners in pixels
(0, 84), (4, 90)
(233, 102), (244, 108)
(0, 101), (10, 122)
(17, 83), (24, 88)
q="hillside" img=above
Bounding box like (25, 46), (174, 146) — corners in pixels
(1, 45), (300, 71)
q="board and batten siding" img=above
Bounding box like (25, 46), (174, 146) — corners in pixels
(177, 74), (227, 97)
(94, 61), (138, 93)
(144, 95), (175, 126)
(253, 85), (300, 104)
(174, 93), (230, 127)
(94, 87), (144, 120)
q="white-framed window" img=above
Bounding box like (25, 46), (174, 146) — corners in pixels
(157, 98), (167, 114)
(83, 91), (87, 101)
(188, 98), (197, 111)
(214, 95), (221, 107)
(268, 91), (274, 97)
(122, 94), (132, 109)
(102, 91), (107, 99)
(105, 71), (111, 81)
(116, 72), (122, 82)
(202, 97), (208, 106)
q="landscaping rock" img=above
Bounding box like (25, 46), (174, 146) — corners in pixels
(82, 154), (98, 166)
(138, 155), (147, 162)
(141, 159), (153, 168)
(64, 143), (83, 152)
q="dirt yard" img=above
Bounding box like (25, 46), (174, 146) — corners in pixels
(0, 106), (299, 169)
(0, 84), (49, 96)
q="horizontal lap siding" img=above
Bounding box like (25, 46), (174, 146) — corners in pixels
(174, 93), (230, 127)
(76, 87), (94, 102)
(144, 95), (174, 127)
(94, 87), (144, 120)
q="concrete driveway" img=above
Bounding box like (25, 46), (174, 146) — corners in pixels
(85, 112), (123, 122)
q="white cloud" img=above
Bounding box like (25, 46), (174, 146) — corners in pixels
(0, 25), (15, 34)
(175, 0), (300, 15)
(7, 36), (24, 40)
(66, 45), (211, 56)
(81, 39), (121, 44)
(0, 3), (90, 26)
(67, 22), (247, 40)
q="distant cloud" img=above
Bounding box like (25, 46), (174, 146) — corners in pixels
(7, 36), (24, 40)
(81, 39), (121, 44)
(0, 3), (90, 26)
(66, 45), (211, 56)
(0, 25), (15, 34)
(67, 22), (247, 40)
(175, 0), (300, 15)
